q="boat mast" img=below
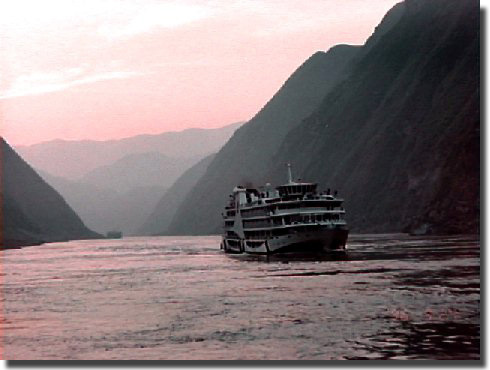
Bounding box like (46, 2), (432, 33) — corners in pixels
(287, 163), (293, 184)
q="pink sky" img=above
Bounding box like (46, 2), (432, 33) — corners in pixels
(1, 0), (401, 146)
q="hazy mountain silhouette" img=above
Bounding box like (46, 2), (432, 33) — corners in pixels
(80, 152), (199, 194)
(138, 154), (215, 236)
(16, 122), (242, 180)
(167, 0), (479, 235)
(1, 138), (99, 248)
(27, 123), (242, 235)
(38, 170), (166, 235)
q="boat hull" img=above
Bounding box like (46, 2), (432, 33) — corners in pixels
(222, 227), (348, 255)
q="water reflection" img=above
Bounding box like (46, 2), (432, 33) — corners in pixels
(1, 234), (479, 360)
(349, 321), (480, 360)
(228, 249), (349, 263)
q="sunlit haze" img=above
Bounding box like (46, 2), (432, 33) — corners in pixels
(1, 0), (401, 146)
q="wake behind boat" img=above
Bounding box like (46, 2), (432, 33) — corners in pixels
(221, 164), (348, 254)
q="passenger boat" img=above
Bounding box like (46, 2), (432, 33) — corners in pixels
(106, 230), (122, 239)
(221, 164), (348, 254)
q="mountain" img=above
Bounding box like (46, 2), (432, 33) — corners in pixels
(25, 122), (242, 235)
(38, 170), (167, 235)
(80, 152), (199, 194)
(167, 0), (479, 235)
(1, 138), (99, 248)
(16, 122), (242, 180)
(269, 0), (479, 234)
(138, 154), (216, 235)
(166, 44), (360, 235)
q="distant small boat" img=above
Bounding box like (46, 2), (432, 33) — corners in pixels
(221, 164), (348, 255)
(106, 231), (123, 239)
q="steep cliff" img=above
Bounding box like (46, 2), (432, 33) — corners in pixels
(167, 44), (360, 234)
(168, 0), (479, 235)
(270, 0), (479, 234)
(1, 138), (100, 248)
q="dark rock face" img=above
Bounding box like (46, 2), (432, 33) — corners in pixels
(168, 0), (479, 236)
(271, 0), (479, 234)
(138, 154), (216, 236)
(1, 138), (100, 248)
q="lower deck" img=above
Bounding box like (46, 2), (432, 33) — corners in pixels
(222, 226), (348, 255)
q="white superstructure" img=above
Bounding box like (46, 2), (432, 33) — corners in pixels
(221, 165), (348, 254)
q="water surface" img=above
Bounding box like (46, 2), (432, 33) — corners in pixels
(1, 234), (480, 360)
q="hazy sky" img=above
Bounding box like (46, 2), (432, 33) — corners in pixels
(1, 0), (401, 146)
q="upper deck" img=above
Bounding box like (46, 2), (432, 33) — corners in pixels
(223, 163), (345, 220)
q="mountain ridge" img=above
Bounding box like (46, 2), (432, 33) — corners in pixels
(165, 43), (361, 235)
(270, 0), (479, 234)
(165, 0), (479, 236)
(16, 122), (243, 180)
(1, 138), (100, 248)
(138, 154), (216, 236)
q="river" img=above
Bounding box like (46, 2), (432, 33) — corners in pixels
(1, 234), (480, 360)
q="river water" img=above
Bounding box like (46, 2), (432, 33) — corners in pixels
(1, 234), (480, 360)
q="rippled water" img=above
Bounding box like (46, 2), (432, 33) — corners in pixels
(1, 234), (480, 360)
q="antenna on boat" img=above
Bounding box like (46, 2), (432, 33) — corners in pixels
(287, 163), (293, 184)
